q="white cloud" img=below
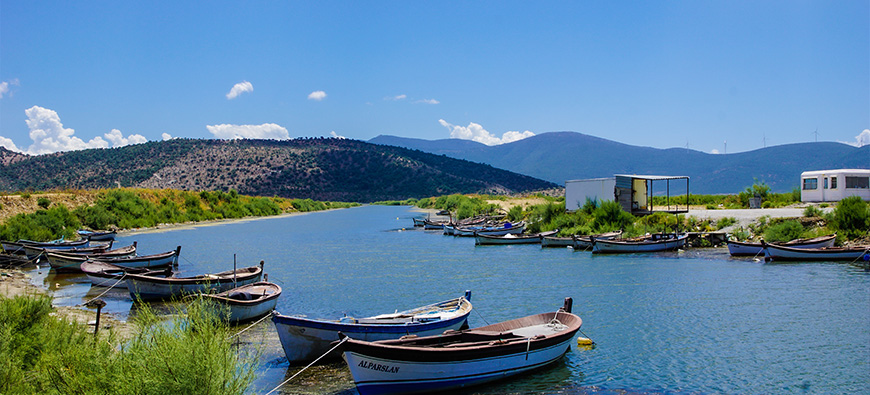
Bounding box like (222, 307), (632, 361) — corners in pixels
(308, 90), (327, 101)
(104, 129), (147, 147)
(206, 123), (290, 140)
(0, 136), (21, 152)
(23, 106), (109, 155)
(386, 94), (407, 101)
(710, 149), (720, 154)
(226, 81), (253, 100)
(329, 131), (346, 139)
(415, 99), (440, 105)
(438, 119), (535, 146)
(851, 129), (870, 147)
(162, 132), (174, 141)
(0, 78), (20, 99)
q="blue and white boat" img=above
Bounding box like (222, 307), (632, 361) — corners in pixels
(272, 291), (473, 364)
(338, 297), (581, 395)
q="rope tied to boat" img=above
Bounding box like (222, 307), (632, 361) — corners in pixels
(264, 335), (350, 395)
(230, 311), (274, 339)
(78, 273), (127, 307)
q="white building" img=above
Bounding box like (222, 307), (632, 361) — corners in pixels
(800, 169), (870, 202)
(565, 178), (616, 211)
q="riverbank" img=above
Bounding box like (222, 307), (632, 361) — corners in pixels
(0, 267), (134, 339)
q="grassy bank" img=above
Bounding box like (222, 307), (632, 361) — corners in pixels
(0, 294), (257, 394)
(0, 188), (359, 242)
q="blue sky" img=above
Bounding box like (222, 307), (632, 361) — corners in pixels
(1, 1), (868, 155)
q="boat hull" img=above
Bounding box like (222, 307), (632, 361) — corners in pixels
(201, 282), (282, 323)
(763, 244), (870, 261)
(126, 265), (262, 301)
(272, 295), (472, 364)
(344, 338), (573, 395)
(727, 235), (836, 256)
(541, 236), (573, 248)
(592, 234), (687, 253)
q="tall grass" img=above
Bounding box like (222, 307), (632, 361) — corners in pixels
(0, 294), (258, 394)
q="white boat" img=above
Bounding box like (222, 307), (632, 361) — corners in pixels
(200, 281), (282, 323)
(572, 231), (624, 250)
(126, 261), (263, 301)
(726, 234), (837, 256)
(78, 229), (117, 241)
(80, 260), (172, 289)
(454, 222), (525, 237)
(22, 239), (106, 259)
(475, 230), (559, 245)
(338, 297), (582, 395)
(541, 236), (574, 248)
(93, 246), (182, 269)
(763, 243), (870, 262)
(44, 243), (138, 272)
(272, 291), (473, 364)
(592, 233), (688, 253)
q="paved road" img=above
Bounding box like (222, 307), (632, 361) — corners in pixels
(687, 207), (832, 229)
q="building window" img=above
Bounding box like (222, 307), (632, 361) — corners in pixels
(802, 178), (818, 190)
(845, 176), (870, 189)
(831, 177), (837, 189)
(824, 177), (828, 189)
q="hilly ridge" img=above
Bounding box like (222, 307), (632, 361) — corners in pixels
(370, 132), (870, 193)
(0, 138), (557, 202)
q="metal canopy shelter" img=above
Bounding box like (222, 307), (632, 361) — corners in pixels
(614, 174), (689, 215)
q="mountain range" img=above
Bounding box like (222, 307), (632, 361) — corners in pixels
(0, 138), (555, 202)
(370, 132), (869, 194)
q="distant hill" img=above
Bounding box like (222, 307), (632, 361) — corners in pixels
(0, 138), (557, 202)
(370, 132), (870, 194)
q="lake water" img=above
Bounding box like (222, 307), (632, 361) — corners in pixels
(31, 205), (870, 394)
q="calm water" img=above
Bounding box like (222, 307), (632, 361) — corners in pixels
(31, 205), (870, 394)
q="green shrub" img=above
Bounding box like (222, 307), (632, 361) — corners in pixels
(763, 220), (804, 243)
(0, 205), (81, 241)
(716, 217), (737, 230)
(830, 196), (870, 239)
(592, 201), (635, 233)
(507, 205), (524, 222)
(36, 197), (51, 209)
(803, 206), (823, 218)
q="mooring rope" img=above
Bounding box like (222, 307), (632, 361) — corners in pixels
(849, 246), (870, 265)
(264, 336), (350, 395)
(230, 311), (273, 339)
(78, 274), (127, 307)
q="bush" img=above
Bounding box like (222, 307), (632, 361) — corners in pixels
(592, 201), (635, 233)
(763, 220), (805, 243)
(0, 205), (81, 241)
(803, 206), (823, 218)
(36, 197), (51, 209)
(830, 196), (870, 239)
(716, 217), (737, 230)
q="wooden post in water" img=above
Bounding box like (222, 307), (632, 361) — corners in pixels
(233, 254), (237, 287)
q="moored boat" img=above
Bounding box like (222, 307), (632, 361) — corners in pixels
(81, 260), (173, 289)
(454, 221), (525, 237)
(762, 242), (870, 262)
(92, 246), (182, 270)
(200, 281), (282, 323)
(272, 291), (473, 364)
(78, 229), (118, 241)
(592, 233), (688, 253)
(45, 243), (138, 272)
(126, 261), (263, 301)
(572, 231), (624, 250)
(541, 236), (573, 248)
(412, 218), (426, 227)
(338, 297), (582, 395)
(21, 239), (102, 259)
(475, 230), (559, 245)
(726, 234), (837, 256)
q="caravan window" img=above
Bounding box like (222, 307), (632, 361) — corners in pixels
(831, 177), (837, 189)
(845, 176), (870, 189)
(824, 178), (828, 189)
(802, 178), (818, 190)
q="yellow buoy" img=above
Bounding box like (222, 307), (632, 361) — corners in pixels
(577, 337), (594, 346)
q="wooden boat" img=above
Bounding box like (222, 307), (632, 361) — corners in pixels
(422, 219), (450, 230)
(1, 240), (27, 255)
(200, 281), (282, 323)
(93, 246), (182, 270)
(81, 260), (173, 289)
(21, 239), (98, 259)
(454, 222), (526, 237)
(762, 242), (870, 262)
(78, 229), (117, 241)
(592, 233), (688, 253)
(475, 230), (559, 245)
(45, 243), (138, 272)
(540, 236), (574, 248)
(412, 218), (426, 227)
(572, 231), (624, 250)
(726, 234), (837, 256)
(338, 297), (582, 395)
(272, 291), (473, 364)
(126, 261), (263, 301)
